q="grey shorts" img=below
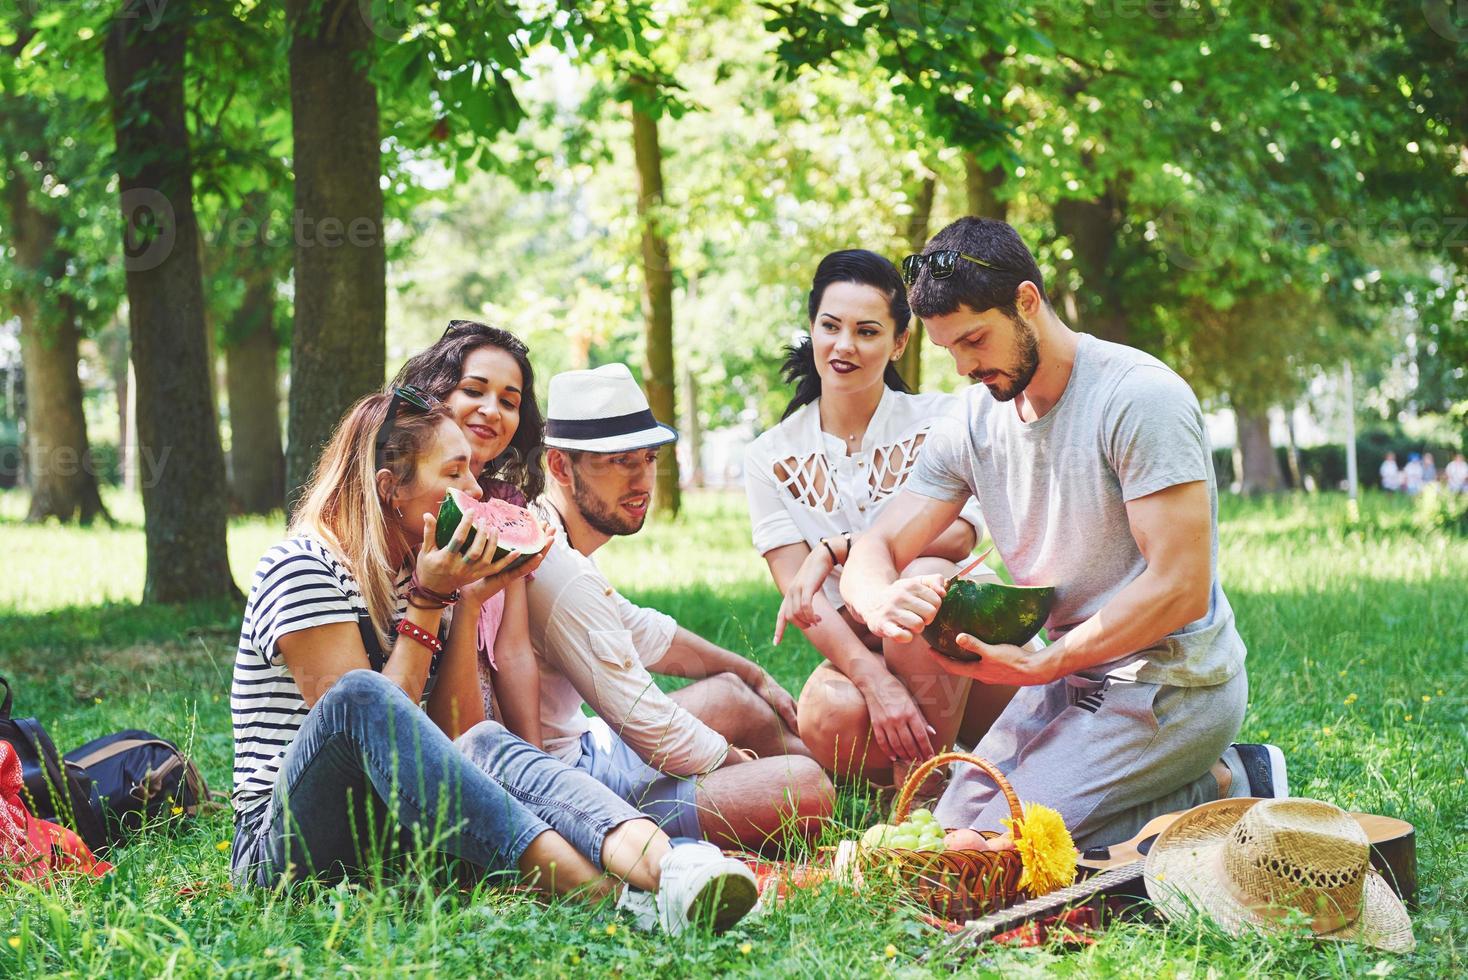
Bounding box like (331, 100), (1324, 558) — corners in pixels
(934, 668), (1248, 850)
(574, 725), (704, 842)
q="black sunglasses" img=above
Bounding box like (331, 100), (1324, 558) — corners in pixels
(440, 319), (530, 357)
(374, 385), (436, 471)
(901, 249), (1007, 286)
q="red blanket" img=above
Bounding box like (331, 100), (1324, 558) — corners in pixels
(0, 741), (111, 882)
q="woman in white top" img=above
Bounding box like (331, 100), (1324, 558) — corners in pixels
(745, 249), (1016, 786)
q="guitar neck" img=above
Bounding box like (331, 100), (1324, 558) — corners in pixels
(950, 861), (1145, 946)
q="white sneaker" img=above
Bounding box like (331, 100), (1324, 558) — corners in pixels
(616, 841), (758, 935)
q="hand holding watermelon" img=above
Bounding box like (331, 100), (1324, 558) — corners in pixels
(434, 490), (557, 607)
(416, 509), (515, 599)
(460, 522), (556, 608)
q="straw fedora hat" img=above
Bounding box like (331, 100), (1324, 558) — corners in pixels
(1144, 798), (1414, 953)
(543, 363), (679, 453)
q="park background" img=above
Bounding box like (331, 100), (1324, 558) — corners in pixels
(0, 0), (1465, 976)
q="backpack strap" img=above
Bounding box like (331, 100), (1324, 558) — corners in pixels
(357, 614), (386, 673)
(16, 718), (108, 851)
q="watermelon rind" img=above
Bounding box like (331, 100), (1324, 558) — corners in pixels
(922, 578), (1055, 662)
(433, 489), (547, 570)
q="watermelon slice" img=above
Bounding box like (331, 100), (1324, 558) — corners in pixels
(434, 488), (549, 571)
(923, 576), (1055, 663)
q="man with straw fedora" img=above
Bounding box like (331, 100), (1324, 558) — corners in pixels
(523, 363), (834, 851)
(1144, 797), (1415, 952)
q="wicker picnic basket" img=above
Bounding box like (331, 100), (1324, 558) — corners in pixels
(860, 752), (1026, 921)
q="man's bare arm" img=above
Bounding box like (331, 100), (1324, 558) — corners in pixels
(943, 480), (1215, 685)
(840, 489), (967, 639)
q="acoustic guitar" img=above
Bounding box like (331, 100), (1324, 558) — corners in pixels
(932, 808), (1416, 954)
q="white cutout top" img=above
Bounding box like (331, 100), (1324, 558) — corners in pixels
(744, 386), (985, 610)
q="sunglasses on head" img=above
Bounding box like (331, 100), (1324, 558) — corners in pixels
(374, 385), (437, 471)
(901, 249), (1008, 286)
(440, 320), (529, 357)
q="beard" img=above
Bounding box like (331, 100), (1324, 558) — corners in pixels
(570, 472), (647, 537)
(969, 314), (1040, 402)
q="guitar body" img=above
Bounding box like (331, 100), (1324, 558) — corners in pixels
(933, 806), (1418, 959)
(1077, 809), (1416, 906)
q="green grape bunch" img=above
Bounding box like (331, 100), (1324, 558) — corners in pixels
(859, 807), (947, 852)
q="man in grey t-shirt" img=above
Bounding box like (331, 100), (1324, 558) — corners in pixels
(841, 217), (1287, 850)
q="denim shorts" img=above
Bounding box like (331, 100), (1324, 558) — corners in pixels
(575, 719), (703, 842)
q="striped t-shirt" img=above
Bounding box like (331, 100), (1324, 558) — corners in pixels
(229, 535), (445, 818)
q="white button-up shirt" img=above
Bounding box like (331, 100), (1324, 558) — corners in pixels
(523, 500), (731, 775)
(744, 387), (986, 610)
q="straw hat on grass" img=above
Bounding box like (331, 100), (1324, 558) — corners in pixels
(1143, 797), (1414, 953)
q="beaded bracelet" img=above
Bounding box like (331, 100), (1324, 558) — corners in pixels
(409, 572), (460, 608)
(396, 618), (443, 655)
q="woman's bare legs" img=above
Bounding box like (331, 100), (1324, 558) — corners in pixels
(798, 558), (1017, 789)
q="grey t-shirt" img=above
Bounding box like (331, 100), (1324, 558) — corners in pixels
(907, 333), (1245, 688)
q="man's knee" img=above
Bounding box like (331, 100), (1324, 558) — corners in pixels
(713, 671), (765, 711)
(784, 756), (835, 817)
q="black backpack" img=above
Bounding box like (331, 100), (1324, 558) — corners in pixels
(64, 729), (214, 838)
(0, 676), (216, 848)
(0, 676), (109, 851)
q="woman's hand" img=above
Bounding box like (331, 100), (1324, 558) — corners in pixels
(853, 663), (935, 764)
(416, 510), (514, 597)
(772, 545), (835, 644)
(461, 522), (557, 609)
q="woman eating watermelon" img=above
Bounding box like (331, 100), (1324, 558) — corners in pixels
(393, 321), (551, 745)
(743, 250), (1017, 790)
(228, 388), (760, 933)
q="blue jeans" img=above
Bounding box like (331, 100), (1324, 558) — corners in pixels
(232, 669), (645, 886)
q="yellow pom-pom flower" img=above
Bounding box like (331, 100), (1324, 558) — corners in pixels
(1002, 802), (1077, 895)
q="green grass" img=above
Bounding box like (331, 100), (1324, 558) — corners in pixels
(0, 488), (1463, 976)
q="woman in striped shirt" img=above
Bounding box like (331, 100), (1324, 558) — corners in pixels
(228, 388), (758, 933)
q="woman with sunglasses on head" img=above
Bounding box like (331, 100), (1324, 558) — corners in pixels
(392, 321), (549, 747)
(228, 389), (759, 932)
(744, 249), (1016, 790)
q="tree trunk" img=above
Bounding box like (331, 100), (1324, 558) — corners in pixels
(630, 80), (681, 518)
(897, 172), (937, 391)
(683, 367), (703, 488)
(963, 151), (1007, 221)
(1284, 406), (1304, 492)
(225, 266), (285, 514)
(1, 159), (111, 525)
(1233, 404), (1283, 495)
(106, 3), (237, 602)
(1052, 191), (1131, 344)
(100, 318), (130, 485)
(284, 0), (386, 513)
